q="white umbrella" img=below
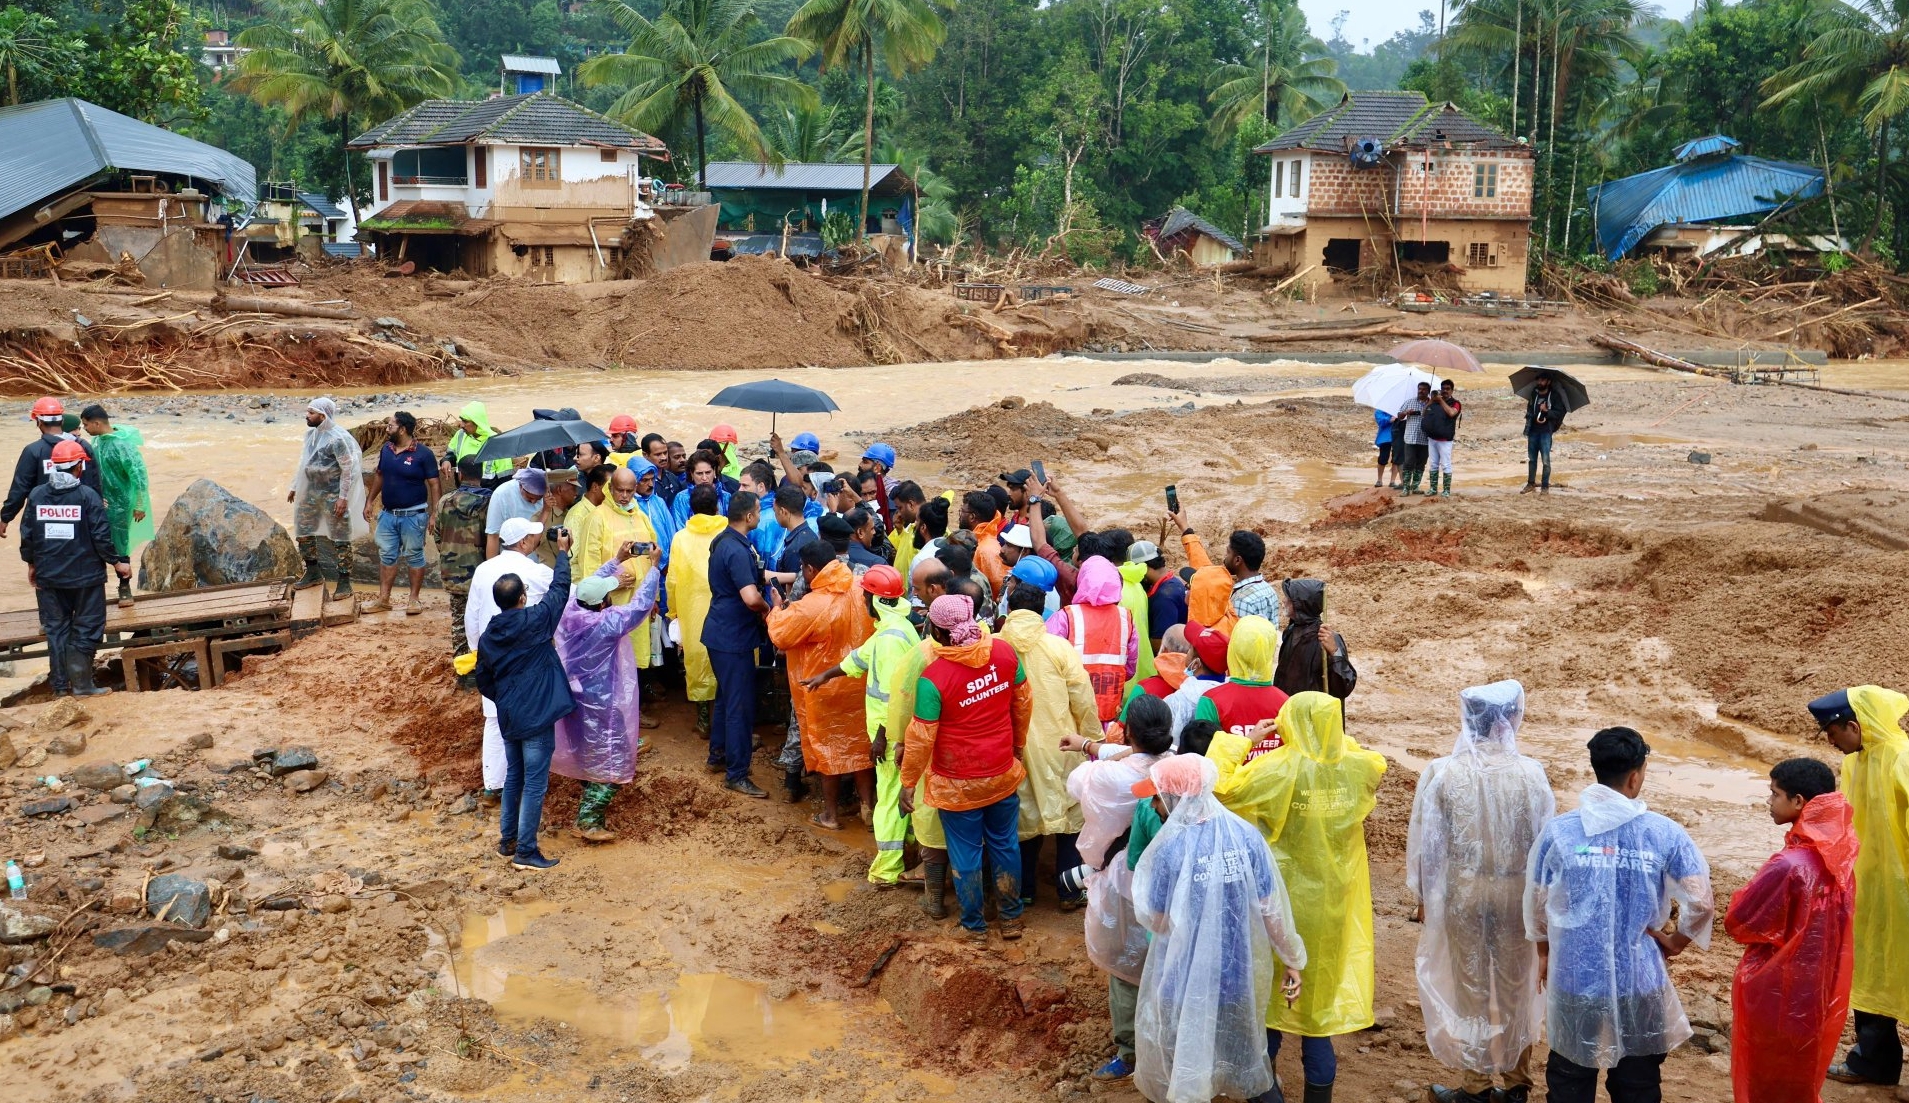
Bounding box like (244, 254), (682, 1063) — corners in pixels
(1352, 363), (1441, 414)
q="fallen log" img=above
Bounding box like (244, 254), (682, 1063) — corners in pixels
(211, 292), (358, 320)
(1249, 319), (1400, 342)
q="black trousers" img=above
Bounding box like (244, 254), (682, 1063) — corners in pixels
(37, 583), (106, 690)
(1545, 1050), (1665, 1103)
(1846, 1010), (1904, 1084)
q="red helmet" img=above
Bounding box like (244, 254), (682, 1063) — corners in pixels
(49, 440), (86, 466)
(710, 423), (738, 444)
(861, 564), (905, 599)
(608, 414), (638, 434)
(31, 397), (63, 421)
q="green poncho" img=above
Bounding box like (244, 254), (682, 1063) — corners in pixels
(92, 425), (153, 555)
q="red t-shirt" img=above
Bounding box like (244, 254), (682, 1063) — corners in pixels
(1200, 681), (1290, 761)
(920, 639), (1021, 780)
(1136, 675), (1175, 699)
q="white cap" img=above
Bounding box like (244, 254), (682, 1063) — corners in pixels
(1001, 524), (1033, 549)
(499, 517), (544, 546)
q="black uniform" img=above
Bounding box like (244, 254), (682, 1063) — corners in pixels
(20, 476), (123, 692)
(2, 433), (102, 527)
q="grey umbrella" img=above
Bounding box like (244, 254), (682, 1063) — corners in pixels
(707, 378), (840, 434)
(1509, 366), (1590, 411)
(475, 418), (608, 462)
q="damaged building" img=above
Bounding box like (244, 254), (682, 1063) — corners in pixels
(350, 90), (715, 282)
(0, 97), (256, 289)
(1252, 90), (1532, 295)
(1586, 135), (1833, 261)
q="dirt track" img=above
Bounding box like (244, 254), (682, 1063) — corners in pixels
(5, 360), (1909, 1101)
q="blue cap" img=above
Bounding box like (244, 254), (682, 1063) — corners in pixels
(1808, 689), (1856, 728)
(1010, 555), (1057, 592)
(862, 442), (897, 468)
(792, 432), (820, 453)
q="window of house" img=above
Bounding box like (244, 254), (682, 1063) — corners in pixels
(1467, 242), (1498, 267)
(392, 147), (467, 185)
(474, 148), (487, 189)
(521, 147), (561, 186)
(377, 162), (388, 202)
(1274, 161), (1285, 198)
(1473, 162), (1498, 198)
(1290, 160), (1301, 196)
(599, 147), (619, 163)
(529, 245), (555, 267)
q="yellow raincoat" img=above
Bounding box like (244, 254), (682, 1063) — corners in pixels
(1212, 690), (1387, 1036)
(1844, 685), (1909, 1022)
(999, 608), (1096, 839)
(665, 514), (729, 703)
(582, 498), (660, 668)
(1118, 560), (1157, 684)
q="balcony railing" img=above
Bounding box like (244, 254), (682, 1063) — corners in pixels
(391, 176), (469, 187)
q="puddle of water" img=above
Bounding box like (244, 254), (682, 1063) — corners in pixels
(811, 920), (847, 936)
(821, 879), (859, 904)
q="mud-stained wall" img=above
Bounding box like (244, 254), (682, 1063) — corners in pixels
(651, 205), (718, 272)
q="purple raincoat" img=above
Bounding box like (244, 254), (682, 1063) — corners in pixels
(552, 561), (661, 784)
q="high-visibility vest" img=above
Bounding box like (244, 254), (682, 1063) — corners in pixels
(1065, 603), (1133, 724)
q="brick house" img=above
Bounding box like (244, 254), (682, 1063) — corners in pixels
(1253, 90), (1532, 296)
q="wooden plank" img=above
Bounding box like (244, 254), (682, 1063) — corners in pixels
(0, 579), (294, 652)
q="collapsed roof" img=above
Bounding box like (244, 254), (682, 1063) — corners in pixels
(1586, 135), (1826, 260)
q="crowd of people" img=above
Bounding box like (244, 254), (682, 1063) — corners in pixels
(6, 388), (1906, 1103)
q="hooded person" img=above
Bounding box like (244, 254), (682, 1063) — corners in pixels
(1525, 726), (1714, 1102)
(1212, 691), (1388, 1101)
(666, 487), (730, 732)
(1046, 556), (1139, 725)
(444, 400), (512, 486)
(582, 467), (662, 675)
(1133, 754), (1306, 1103)
(1814, 685), (1909, 1087)
(80, 405), (153, 573)
(1408, 681), (1555, 1103)
(710, 423), (743, 479)
(625, 455), (679, 566)
(999, 580), (1097, 909)
(1726, 758), (1858, 1103)
(768, 539), (876, 829)
(1117, 549), (1158, 685)
(288, 397), (366, 597)
(554, 547), (662, 841)
(1194, 615), (1288, 759)
(1271, 580), (1356, 700)
(804, 565), (920, 884)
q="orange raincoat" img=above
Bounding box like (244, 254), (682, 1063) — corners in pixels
(767, 559), (875, 775)
(974, 517), (1007, 595)
(1181, 531), (1238, 636)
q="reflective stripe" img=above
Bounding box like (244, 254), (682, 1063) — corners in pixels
(874, 840), (907, 851)
(1070, 606), (1130, 667)
(862, 628), (915, 704)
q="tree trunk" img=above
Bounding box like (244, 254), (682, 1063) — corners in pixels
(1510, 0), (1521, 139)
(340, 111), (362, 229)
(1863, 117), (1888, 254)
(859, 43), (875, 246)
(7, 62), (16, 107)
(694, 91), (708, 191)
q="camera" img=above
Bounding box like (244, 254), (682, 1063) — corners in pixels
(548, 526), (569, 542)
(1058, 864), (1094, 895)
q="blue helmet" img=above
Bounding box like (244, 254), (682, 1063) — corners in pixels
(863, 442), (897, 469)
(1009, 555), (1058, 592)
(791, 432), (820, 453)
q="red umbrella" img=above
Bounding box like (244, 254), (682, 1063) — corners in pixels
(1388, 339), (1483, 373)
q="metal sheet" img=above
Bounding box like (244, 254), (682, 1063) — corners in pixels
(0, 98), (256, 223)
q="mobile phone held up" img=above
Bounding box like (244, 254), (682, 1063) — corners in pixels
(1030, 459), (1048, 484)
(1164, 485), (1180, 514)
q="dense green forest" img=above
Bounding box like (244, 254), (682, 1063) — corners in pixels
(0, 0), (1892, 266)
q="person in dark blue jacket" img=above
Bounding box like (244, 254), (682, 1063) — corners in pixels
(475, 530), (575, 870)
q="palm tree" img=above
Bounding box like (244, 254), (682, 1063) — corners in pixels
(766, 101), (855, 162)
(786, 0), (948, 243)
(231, 0), (459, 224)
(1207, 1), (1344, 139)
(1762, 0), (1909, 246)
(581, 0), (815, 190)
(0, 8), (60, 106)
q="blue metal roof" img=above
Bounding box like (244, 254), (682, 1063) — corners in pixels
(1673, 134), (1740, 162)
(1586, 149), (1825, 260)
(321, 241), (366, 258)
(0, 97), (257, 224)
(298, 191), (346, 221)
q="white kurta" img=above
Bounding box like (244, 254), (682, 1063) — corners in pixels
(466, 550), (554, 789)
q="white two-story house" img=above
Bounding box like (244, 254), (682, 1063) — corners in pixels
(349, 91), (671, 282)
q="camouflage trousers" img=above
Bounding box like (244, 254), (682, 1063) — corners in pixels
(578, 782), (619, 829)
(293, 489), (350, 542)
(448, 588), (470, 655)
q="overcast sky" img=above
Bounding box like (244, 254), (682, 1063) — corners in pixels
(1300, 0), (1437, 50)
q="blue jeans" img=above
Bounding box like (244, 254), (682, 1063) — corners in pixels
(375, 508), (428, 568)
(500, 727), (554, 858)
(941, 794), (1025, 932)
(707, 647), (757, 783)
(1526, 432), (1554, 488)
(1267, 1030), (1336, 1086)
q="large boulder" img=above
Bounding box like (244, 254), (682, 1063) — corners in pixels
(139, 479), (299, 592)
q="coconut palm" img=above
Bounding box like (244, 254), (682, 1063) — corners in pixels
(231, 0), (459, 223)
(0, 8), (61, 106)
(1208, 1), (1344, 139)
(766, 101), (856, 162)
(785, 0), (949, 242)
(581, 0), (816, 190)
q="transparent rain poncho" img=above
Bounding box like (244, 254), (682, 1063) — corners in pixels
(1133, 755), (1304, 1103)
(1524, 781), (1714, 1069)
(1067, 750), (1162, 984)
(552, 566), (661, 785)
(289, 397), (367, 536)
(1405, 680), (1555, 1076)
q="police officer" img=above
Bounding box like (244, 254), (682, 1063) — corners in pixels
(22, 440), (127, 696)
(0, 396), (101, 540)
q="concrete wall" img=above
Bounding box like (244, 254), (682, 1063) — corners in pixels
(1252, 213), (1529, 296)
(366, 142), (649, 219)
(651, 204), (718, 272)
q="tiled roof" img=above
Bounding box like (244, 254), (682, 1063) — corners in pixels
(1157, 206), (1244, 253)
(350, 93), (666, 154)
(1255, 90), (1521, 154)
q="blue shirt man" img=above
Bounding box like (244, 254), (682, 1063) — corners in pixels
(702, 491), (771, 794)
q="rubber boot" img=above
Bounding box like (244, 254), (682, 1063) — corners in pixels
(117, 576), (134, 607)
(293, 536), (323, 590)
(47, 642), (71, 696)
(1249, 1079), (1286, 1103)
(919, 855), (949, 919)
(332, 536), (354, 598)
(1403, 471), (1418, 496)
(68, 651), (109, 696)
(1441, 472), (1452, 497)
(1302, 1083), (1332, 1103)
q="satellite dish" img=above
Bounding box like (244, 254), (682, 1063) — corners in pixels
(1349, 137), (1384, 169)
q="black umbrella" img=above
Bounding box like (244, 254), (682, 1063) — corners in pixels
(475, 417), (608, 462)
(707, 378), (840, 434)
(1509, 366), (1591, 411)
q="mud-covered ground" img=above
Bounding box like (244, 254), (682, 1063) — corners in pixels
(5, 361), (1909, 1102)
